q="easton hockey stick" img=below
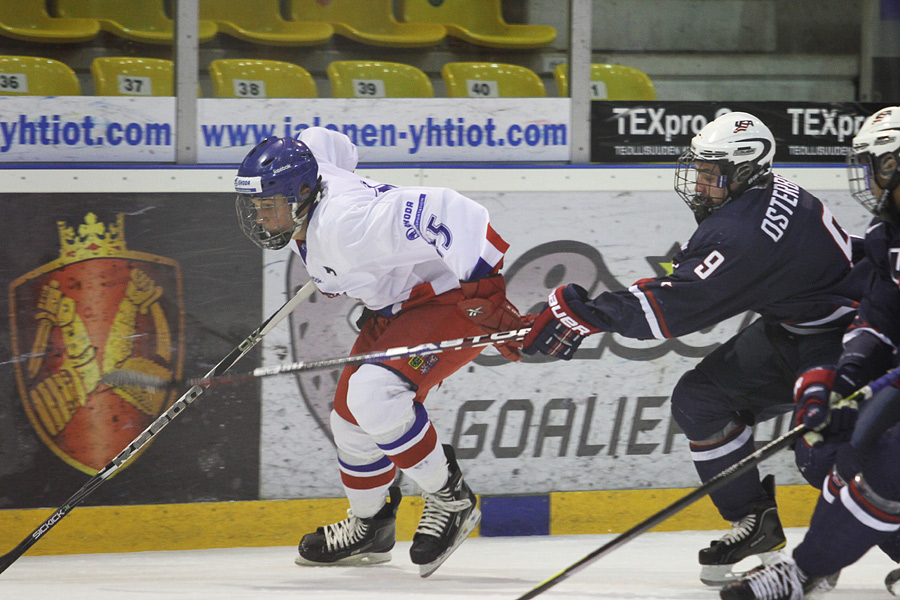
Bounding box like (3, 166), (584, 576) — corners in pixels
(514, 363), (900, 600)
(103, 327), (534, 391)
(0, 280), (318, 575)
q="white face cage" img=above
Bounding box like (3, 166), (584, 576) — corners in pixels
(235, 194), (306, 250)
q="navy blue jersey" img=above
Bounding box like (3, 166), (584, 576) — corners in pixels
(582, 174), (863, 340)
(851, 217), (900, 345)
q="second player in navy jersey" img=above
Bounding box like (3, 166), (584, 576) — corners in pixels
(523, 111), (870, 586)
(722, 107), (900, 600)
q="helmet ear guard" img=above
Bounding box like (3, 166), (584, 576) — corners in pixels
(732, 162), (754, 185)
(878, 153), (899, 183)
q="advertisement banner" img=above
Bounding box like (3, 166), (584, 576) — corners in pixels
(591, 101), (886, 163)
(0, 97), (175, 162)
(196, 98), (570, 164)
(0, 194), (262, 508)
(0, 97), (569, 163)
(258, 182), (876, 499)
(1, 98), (889, 165)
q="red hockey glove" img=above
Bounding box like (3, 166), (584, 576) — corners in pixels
(522, 284), (603, 361)
(458, 275), (532, 362)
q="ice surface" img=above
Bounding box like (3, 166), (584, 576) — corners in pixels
(1, 528), (896, 599)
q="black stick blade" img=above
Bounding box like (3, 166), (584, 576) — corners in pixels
(102, 370), (171, 390)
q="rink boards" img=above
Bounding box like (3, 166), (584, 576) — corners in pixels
(0, 164), (859, 555)
(0, 483), (821, 555)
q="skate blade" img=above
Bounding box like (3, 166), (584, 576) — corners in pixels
(418, 508), (481, 578)
(700, 551), (782, 587)
(294, 551), (391, 567)
(807, 572), (839, 600)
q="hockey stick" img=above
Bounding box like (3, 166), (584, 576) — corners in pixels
(514, 364), (900, 600)
(102, 327), (533, 391)
(0, 280), (318, 575)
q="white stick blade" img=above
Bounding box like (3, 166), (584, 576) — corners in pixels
(102, 370), (170, 390)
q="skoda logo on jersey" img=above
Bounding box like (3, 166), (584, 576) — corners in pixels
(402, 200), (420, 241)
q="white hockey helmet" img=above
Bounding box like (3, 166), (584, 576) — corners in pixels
(675, 111), (776, 218)
(847, 106), (900, 222)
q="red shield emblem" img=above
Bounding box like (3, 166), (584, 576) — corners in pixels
(8, 213), (184, 475)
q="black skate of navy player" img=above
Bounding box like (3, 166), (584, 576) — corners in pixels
(523, 111), (869, 586)
(721, 107), (900, 600)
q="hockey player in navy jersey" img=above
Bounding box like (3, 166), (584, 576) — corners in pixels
(234, 127), (529, 577)
(523, 111), (868, 586)
(720, 108), (900, 600)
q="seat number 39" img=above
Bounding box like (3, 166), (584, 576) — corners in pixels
(694, 250), (725, 279)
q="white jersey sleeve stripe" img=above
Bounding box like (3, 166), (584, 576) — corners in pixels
(628, 284), (666, 340)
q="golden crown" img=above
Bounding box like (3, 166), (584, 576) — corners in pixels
(57, 213), (126, 262)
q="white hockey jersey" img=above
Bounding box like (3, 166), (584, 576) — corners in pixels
(290, 127), (508, 315)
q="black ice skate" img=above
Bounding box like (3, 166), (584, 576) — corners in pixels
(295, 485), (401, 566)
(700, 475), (787, 586)
(720, 553), (839, 600)
(409, 445), (481, 578)
(886, 567), (900, 596)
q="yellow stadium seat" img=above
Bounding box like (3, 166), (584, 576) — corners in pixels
(0, 56), (81, 95)
(554, 63), (657, 100)
(441, 62), (545, 98)
(327, 61), (433, 98)
(402, 0), (555, 49)
(54, 0), (217, 45)
(200, 0), (332, 46)
(289, 0), (444, 47)
(0, 0), (99, 43)
(209, 59), (317, 98)
(91, 57), (182, 96)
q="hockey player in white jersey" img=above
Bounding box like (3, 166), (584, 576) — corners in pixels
(234, 127), (530, 577)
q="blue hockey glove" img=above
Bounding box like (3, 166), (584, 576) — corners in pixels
(832, 442), (866, 486)
(794, 366), (837, 433)
(794, 364), (863, 447)
(522, 284), (602, 360)
(794, 436), (841, 487)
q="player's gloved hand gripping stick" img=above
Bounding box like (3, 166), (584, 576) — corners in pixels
(513, 363), (900, 600)
(523, 284), (602, 360)
(0, 280), (318, 575)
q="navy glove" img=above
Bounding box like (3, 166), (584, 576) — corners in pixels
(522, 284), (602, 360)
(794, 364), (863, 447)
(794, 366), (836, 433)
(794, 435), (841, 487)
(832, 442), (866, 486)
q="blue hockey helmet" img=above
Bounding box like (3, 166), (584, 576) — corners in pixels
(234, 136), (320, 250)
